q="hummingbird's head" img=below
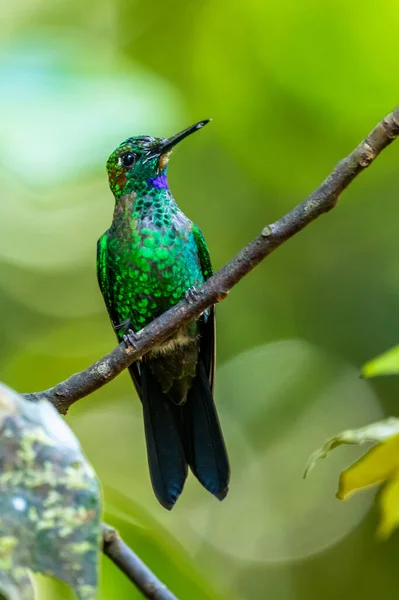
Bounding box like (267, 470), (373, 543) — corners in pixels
(106, 119), (210, 199)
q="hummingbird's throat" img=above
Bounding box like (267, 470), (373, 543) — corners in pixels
(148, 173), (168, 190)
(145, 151), (172, 190)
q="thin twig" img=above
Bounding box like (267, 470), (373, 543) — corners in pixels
(22, 106), (399, 414)
(102, 524), (179, 600)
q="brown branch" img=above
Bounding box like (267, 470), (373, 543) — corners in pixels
(102, 524), (179, 600)
(20, 107), (399, 600)
(23, 106), (399, 415)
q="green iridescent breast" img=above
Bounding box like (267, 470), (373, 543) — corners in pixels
(102, 219), (204, 334)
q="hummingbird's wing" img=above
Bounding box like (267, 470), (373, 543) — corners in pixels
(97, 232), (142, 392)
(192, 224), (216, 392)
(97, 232), (119, 328)
(184, 225), (229, 500)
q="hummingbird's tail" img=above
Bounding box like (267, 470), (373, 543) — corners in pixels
(135, 359), (229, 509)
(139, 363), (188, 510)
(184, 359), (230, 500)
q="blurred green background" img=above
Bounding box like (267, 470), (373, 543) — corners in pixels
(1, 1), (399, 598)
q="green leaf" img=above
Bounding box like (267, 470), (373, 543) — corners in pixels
(0, 382), (102, 600)
(304, 418), (399, 478)
(362, 345), (399, 378)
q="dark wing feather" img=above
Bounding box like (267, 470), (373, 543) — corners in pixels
(185, 225), (229, 499)
(184, 360), (230, 499)
(199, 306), (216, 393)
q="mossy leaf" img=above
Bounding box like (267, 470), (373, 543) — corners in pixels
(0, 382), (101, 600)
(0, 569), (35, 600)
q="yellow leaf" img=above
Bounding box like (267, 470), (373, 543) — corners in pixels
(337, 435), (399, 499)
(306, 421), (399, 538)
(377, 473), (399, 539)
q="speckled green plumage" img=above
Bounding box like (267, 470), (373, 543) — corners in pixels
(97, 183), (208, 333)
(96, 123), (229, 509)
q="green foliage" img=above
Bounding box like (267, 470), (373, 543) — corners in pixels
(192, 0), (399, 194)
(362, 346), (399, 378)
(1, 1), (399, 599)
(0, 383), (101, 600)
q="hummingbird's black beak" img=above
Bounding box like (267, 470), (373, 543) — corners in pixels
(158, 120), (211, 153)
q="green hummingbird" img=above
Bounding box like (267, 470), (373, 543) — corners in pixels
(97, 120), (230, 509)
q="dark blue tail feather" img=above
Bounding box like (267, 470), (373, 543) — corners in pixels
(139, 364), (187, 510)
(184, 360), (230, 500)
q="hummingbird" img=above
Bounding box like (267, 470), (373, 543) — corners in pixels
(97, 120), (230, 509)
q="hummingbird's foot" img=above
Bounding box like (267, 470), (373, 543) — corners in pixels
(185, 286), (201, 304)
(123, 328), (140, 349)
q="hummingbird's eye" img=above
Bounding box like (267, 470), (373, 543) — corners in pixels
(120, 152), (136, 168)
